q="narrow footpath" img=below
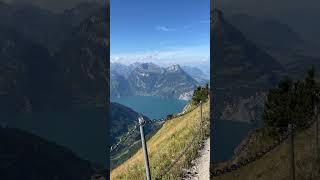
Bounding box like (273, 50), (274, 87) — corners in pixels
(183, 138), (210, 180)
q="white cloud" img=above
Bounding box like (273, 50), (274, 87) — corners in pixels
(110, 56), (120, 63)
(110, 46), (209, 67)
(156, 25), (176, 32)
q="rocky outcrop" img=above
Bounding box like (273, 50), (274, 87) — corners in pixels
(220, 92), (266, 123)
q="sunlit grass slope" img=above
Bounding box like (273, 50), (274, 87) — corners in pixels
(111, 100), (210, 180)
(214, 123), (320, 180)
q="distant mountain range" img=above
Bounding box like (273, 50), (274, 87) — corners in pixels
(110, 62), (209, 100)
(181, 65), (209, 83)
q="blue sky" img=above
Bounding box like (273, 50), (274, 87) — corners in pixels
(110, 0), (210, 67)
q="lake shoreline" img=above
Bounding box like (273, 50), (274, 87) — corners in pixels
(111, 95), (189, 119)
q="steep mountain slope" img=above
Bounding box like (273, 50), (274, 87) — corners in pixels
(227, 14), (306, 52)
(54, 6), (108, 106)
(110, 62), (133, 78)
(212, 9), (284, 123)
(0, 127), (97, 180)
(110, 102), (154, 147)
(0, 26), (66, 114)
(0, 1), (104, 47)
(0, 0), (109, 168)
(0, 2), (108, 113)
(61, 2), (104, 28)
(182, 66), (210, 84)
(128, 63), (163, 95)
(154, 65), (198, 99)
(0, 27), (29, 114)
(111, 100), (210, 179)
(282, 54), (320, 80)
(110, 102), (160, 169)
(227, 13), (320, 73)
(110, 71), (131, 98)
(0, 2), (61, 46)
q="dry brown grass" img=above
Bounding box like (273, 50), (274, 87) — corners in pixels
(212, 124), (319, 180)
(111, 101), (210, 180)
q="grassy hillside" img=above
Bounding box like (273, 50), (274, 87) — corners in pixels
(110, 102), (161, 169)
(111, 100), (210, 179)
(213, 123), (320, 180)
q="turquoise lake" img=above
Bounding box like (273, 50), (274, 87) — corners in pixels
(213, 120), (256, 163)
(111, 96), (189, 119)
(2, 108), (107, 166)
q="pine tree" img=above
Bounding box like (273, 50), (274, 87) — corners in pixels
(263, 68), (318, 136)
(191, 84), (210, 105)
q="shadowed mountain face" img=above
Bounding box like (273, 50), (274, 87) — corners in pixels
(1, 0), (106, 12)
(213, 10), (283, 92)
(0, 0), (109, 172)
(55, 6), (108, 106)
(212, 10), (284, 123)
(0, 2), (108, 114)
(110, 102), (161, 169)
(227, 14), (306, 52)
(215, 0), (320, 46)
(0, 127), (96, 180)
(222, 11), (320, 81)
(0, 27), (66, 114)
(110, 102), (152, 146)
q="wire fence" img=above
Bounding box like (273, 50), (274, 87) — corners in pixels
(110, 123), (140, 153)
(155, 122), (209, 180)
(109, 101), (203, 153)
(154, 100), (208, 179)
(211, 114), (319, 178)
(109, 99), (209, 179)
(211, 129), (292, 177)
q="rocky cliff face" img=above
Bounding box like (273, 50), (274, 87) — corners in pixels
(212, 9), (283, 124)
(128, 63), (163, 96)
(220, 92), (266, 123)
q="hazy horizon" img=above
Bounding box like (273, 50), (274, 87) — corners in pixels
(111, 60), (210, 75)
